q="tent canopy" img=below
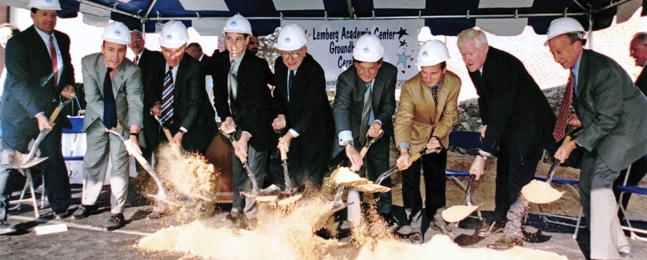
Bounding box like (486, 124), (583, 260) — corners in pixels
(2, 0), (645, 36)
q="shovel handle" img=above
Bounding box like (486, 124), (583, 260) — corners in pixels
(397, 151), (422, 170)
(279, 143), (288, 161)
(163, 129), (173, 142)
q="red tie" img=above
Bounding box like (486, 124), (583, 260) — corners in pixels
(134, 55), (139, 65)
(553, 71), (574, 142)
(49, 35), (58, 86)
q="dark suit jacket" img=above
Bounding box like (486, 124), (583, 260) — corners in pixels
(468, 47), (554, 158)
(136, 49), (164, 150)
(636, 66), (647, 95)
(2, 25), (74, 140)
(572, 50), (647, 172)
(331, 62), (397, 157)
(211, 50), (272, 151)
(272, 53), (334, 150)
(148, 54), (216, 153)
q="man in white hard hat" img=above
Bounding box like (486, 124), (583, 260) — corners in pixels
(1, 0), (76, 232)
(456, 28), (555, 249)
(548, 17), (647, 259)
(270, 23), (334, 190)
(395, 40), (461, 243)
(128, 29), (163, 158)
(70, 22), (143, 230)
(332, 34), (398, 229)
(211, 14), (273, 228)
(613, 32), (647, 222)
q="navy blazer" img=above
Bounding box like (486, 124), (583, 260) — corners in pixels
(2, 25), (74, 138)
(635, 66), (647, 95)
(468, 47), (554, 158)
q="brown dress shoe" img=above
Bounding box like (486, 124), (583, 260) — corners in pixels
(487, 236), (523, 250)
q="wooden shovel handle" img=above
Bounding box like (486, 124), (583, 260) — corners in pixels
(231, 140), (248, 163)
(397, 152), (422, 170)
(163, 129), (173, 142)
(279, 143), (288, 161)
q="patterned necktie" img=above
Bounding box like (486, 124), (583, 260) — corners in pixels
(103, 67), (117, 129)
(360, 82), (372, 145)
(228, 60), (238, 101)
(49, 35), (58, 86)
(134, 55), (139, 66)
(288, 70), (295, 102)
(431, 85), (439, 105)
(553, 71), (575, 142)
(161, 67), (174, 126)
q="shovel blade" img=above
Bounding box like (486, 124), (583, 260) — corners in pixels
(147, 193), (185, 207)
(9, 154), (49, 169)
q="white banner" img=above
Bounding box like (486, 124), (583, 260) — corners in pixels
(286, 19), (423, 90)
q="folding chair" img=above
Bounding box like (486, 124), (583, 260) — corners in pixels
(62, 116), (85, 182)
(534, 139), (586, 239)
(616, 153), (647, 242)
(445, 131), (481, 193)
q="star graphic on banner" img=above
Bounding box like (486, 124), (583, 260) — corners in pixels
(399, 40), (407, 47)
(397, 51), (411, 68)
(396, 27), (409, 40)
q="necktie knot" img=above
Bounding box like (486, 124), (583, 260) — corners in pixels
(230, 61), (237, 75)
(106, 67), (113, 73)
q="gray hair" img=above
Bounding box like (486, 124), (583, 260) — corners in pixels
(633, 32), (647, 45)
(457, 28), (488, 49)
(130, 29), (144, 39)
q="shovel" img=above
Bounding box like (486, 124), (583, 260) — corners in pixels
(153, 112), (174, 143)
(442, 174), (482, 223)
(219, 130), (272, 201)
(278, 142), (294, 196)
(374, 147), (438, 186)
(329, 130), (384, 211)
(9, 95), (76, 169)
(106, 129), (184, 206)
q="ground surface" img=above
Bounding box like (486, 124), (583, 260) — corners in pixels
(1, 152), (646, 260)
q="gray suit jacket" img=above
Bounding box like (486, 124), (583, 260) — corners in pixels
(574, 50), (647, 172)
(81, 53), (144, 131)
(331, 62), (397, 157)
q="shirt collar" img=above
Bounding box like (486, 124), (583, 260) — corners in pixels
(34, 26), (54, 43)
(571, 51), (583, 76)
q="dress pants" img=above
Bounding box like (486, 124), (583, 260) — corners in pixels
(81, 120), (130, 214)
(1, 122), (70, 214)
(494, 140), (541, 220)
(580, 150), (629, 259)
(231, 145), (267, 219)
(402, 148), (447, 234)
(286, 136), (330, 188)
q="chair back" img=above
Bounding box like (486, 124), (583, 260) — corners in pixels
(448, 131), (481, 149)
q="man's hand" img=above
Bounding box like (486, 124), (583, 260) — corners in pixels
(396, 148), (411, 170)
(367, 122), (382, 138)
(171, 131), (184, 147)
(278, 132), (293, 151)
(469, 156), (486, 181)
(568, 113), (582, 128)
(345, 142), (363, 171)
(555, 141), (577, 164)
(61, 84), (76, 100)
(220, 117), (236, 134)
(426, 137), (442, 152)
(152, 103), (162, 117)
(125, 135), (142, 156)
(272, 114), (286, 131)
(36, 114), (53, 131)
(235, 133), (250, 158)
(480, 125), (487, 140)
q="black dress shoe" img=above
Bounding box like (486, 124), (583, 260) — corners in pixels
(409, 232), (424, 244)
(487, 236), (523, 250)
(72, 205), (97, 220)
(0, 223), (16, 235)
(104, 213), (126, 230)
(478, 218), (507, 237)
(380, 213), (400, 229)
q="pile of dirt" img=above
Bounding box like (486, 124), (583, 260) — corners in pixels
(155, 144), (220, 201)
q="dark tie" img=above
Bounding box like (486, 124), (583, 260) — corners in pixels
(228, 60), (238, 101)
(360, 82), (372, 145)
(103, 67), (117, 129)
(161, 67), (174, 126)
(134, 55), (139, 66)
(553, 71), (574, 142)
(49, 35), (58, 86)
(288, 70), (295, 102)
(431, 85), (439, 105)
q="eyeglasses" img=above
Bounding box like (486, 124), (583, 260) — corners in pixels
(280, 48), (303, 59)
(131, 39), (144, 44)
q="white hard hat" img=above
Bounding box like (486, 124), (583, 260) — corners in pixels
(545, 17), (586, 46)
(416, 40), (450, 67)
(101, 22), (131, 45)
(159, 21), (189, 48)
(28, 0), (61, 10)
(353, 34), (384, 62)
(222, 14), (252, 35)
(276, 24), (307, 51)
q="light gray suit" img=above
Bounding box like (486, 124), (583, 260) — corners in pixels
(573, 50), (647, 259)
(81, 53), (143, 214)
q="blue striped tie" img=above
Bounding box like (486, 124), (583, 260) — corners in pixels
(161, 67), (174, 126)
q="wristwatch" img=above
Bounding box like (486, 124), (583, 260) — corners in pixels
(345, 141), (354, 147)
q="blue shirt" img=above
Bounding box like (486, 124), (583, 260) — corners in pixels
(571, 52), (583, 94)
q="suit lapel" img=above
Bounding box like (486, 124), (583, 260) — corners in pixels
(575, 51), (588, 98)
(371, 68), (385, 109)
(175, 56), (189, 100)
(96, 55), (107, 97)
(435, 76), (450, 123)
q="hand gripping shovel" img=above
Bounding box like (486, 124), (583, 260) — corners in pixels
(329, 130), (384, 212)
(9, 95), (76, 169)
(106, 129), (184, 206)
(153, 112), (175, 143)
(442, 174), (482, 223)
(374, 146), (438, 186)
